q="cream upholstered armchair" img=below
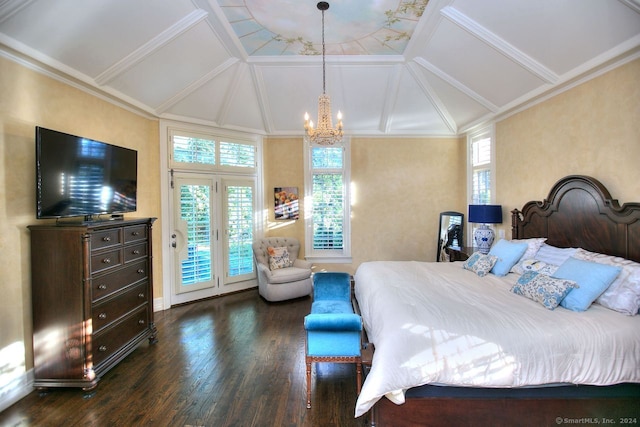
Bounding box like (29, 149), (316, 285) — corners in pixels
(252, 237), (313, 302)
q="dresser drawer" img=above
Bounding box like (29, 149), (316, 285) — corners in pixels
(92, 259), (148, 302)
(124, 242), (147, 263)
(92, 306), (150, 367)
(92, 281), (148, 333)
(90, 248), (123, 274)
(91, 228), (122, 251)
(124, 224), (147, 244)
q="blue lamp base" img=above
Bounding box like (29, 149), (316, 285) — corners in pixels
(474, 224), (495, 254)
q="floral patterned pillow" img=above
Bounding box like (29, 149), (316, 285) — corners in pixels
(511, 271), (578, 310)
(268, 246), (292, 270)
(463, 252), (498, 277)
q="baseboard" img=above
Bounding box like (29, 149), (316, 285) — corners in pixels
(153, 296), (165, 312)
(0, 369), (33, 412)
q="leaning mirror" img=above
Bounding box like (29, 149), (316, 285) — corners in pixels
(437, 211), (464, 262)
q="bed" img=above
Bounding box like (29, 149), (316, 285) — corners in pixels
(354, 175), (640, 425)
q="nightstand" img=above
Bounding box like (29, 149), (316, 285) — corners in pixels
(445, 246), (476, 262)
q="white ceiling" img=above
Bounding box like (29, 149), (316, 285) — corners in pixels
(1, 0), (639, 137)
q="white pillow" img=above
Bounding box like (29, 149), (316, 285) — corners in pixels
(534, 243), (577, 266)
(573, 248), (640, 315)
(512, 238), (547, 261)
(511, 258), (559, 276)
(510, 238), (546, 272)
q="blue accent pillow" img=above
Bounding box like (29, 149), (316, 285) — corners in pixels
(511, 271), (578, 310)
(553, 257), (622, 312)
(488, 239), (528, 276)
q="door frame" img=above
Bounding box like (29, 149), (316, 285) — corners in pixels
(159, 120), (264, 310)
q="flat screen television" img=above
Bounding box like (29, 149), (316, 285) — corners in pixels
(36, 126), (138, 220)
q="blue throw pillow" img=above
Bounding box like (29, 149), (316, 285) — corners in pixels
(488, 239), (528, 277)
(553, 257), (622, 312)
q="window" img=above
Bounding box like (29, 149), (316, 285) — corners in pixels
(468, 127), (495, 205)
(304, 140), (351, 262)
(169, 129), (255, 172)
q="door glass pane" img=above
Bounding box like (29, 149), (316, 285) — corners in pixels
(225, 184), (254, 280)
(180, 184), (212, 286)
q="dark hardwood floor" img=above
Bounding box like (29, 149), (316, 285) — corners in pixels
(0, 289), (368, 427)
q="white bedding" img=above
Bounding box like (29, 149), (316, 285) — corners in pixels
(353, 261), (640, 417)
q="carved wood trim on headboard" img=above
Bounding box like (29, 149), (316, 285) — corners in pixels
(511, 175), (640, 262)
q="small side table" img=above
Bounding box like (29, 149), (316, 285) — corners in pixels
(445, 246), (476, 262)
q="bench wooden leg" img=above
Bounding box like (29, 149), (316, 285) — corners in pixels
(306, 360), (312, 409)
(356, 361), (362, 395)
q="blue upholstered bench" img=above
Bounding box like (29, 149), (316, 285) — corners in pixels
(304, 272), (363, 409)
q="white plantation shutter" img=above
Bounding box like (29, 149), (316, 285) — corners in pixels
(179, 184), (212, 285)
(305, 143), (351, 261)
(312, 173), (344, 250)
(220, 141), (255, 168)
(470, 130), (493, 205)
(169, 130), (256, 173)
(224, 180), (255, 283)
(172, 134), (215, 165)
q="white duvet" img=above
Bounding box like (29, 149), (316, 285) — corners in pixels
(353, 261), (640, 417)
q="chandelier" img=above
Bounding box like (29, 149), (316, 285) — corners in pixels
(304, 1), (343, 145)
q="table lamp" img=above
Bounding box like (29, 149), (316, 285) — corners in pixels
(468, 204), (502, 254)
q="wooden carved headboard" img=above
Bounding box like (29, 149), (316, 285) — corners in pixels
(511, 175), (640, 263)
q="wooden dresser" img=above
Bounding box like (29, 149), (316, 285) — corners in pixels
(28, 217), (157, 390)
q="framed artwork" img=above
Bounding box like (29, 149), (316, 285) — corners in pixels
(274, 187), (299, 220)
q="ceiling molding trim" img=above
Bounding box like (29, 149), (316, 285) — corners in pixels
(440, 6), (558, 84)
(246, 54), (405, 66)
(193, 0), (248, 61)
(95, 9), (209, 86)
(407, 62), (457, 134)
(380, 64), (404, 133)
(412, 56), (498, 112)
(403, 0), (455, 59)
(216, 61), (247, 126)
(155, 57), (239, 114)
(619, 0), (640, 14)
(161, 112), (267, 136)
(0, 0), (36, 24)
(250, 65), (273, 134)
(460, 46), (640, 135)
(0, 43), (157, 120)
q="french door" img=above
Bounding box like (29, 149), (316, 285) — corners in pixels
(170, 172), (255, 305)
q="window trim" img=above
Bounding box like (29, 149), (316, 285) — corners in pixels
(466, 124), (497, 246)
(303, 138), (352, 263)
(168, 127), (257, 173)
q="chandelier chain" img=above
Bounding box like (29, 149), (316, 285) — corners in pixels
(322, 7), (326, 95)
(303, 1), (343, 146)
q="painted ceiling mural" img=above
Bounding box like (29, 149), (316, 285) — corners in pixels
(218, 0), (429, 55)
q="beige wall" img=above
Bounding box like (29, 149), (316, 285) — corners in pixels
(1, 51), (638, 403)
(0, 56), (161, 375)
(263, 136), (466, 274)
(495, 58), (640, 237)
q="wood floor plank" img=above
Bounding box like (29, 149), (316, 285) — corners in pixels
(0, 289), (367, 426)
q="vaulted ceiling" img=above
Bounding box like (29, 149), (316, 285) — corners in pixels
(1, 0), (639, 137)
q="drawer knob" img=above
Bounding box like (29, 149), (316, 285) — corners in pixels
(137, 269), (144, 274)
(98, 284), (107, 290)
(99, 345), (107, 352)
(99, 313), (107, 319)
(102, 236), (111, 242)
(102, 258), (111, 264)
(138, 293), (145, 298)
(132, 250), (140, 255)
(132, 231), (140, 236)
(138, 319), (145, 325)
